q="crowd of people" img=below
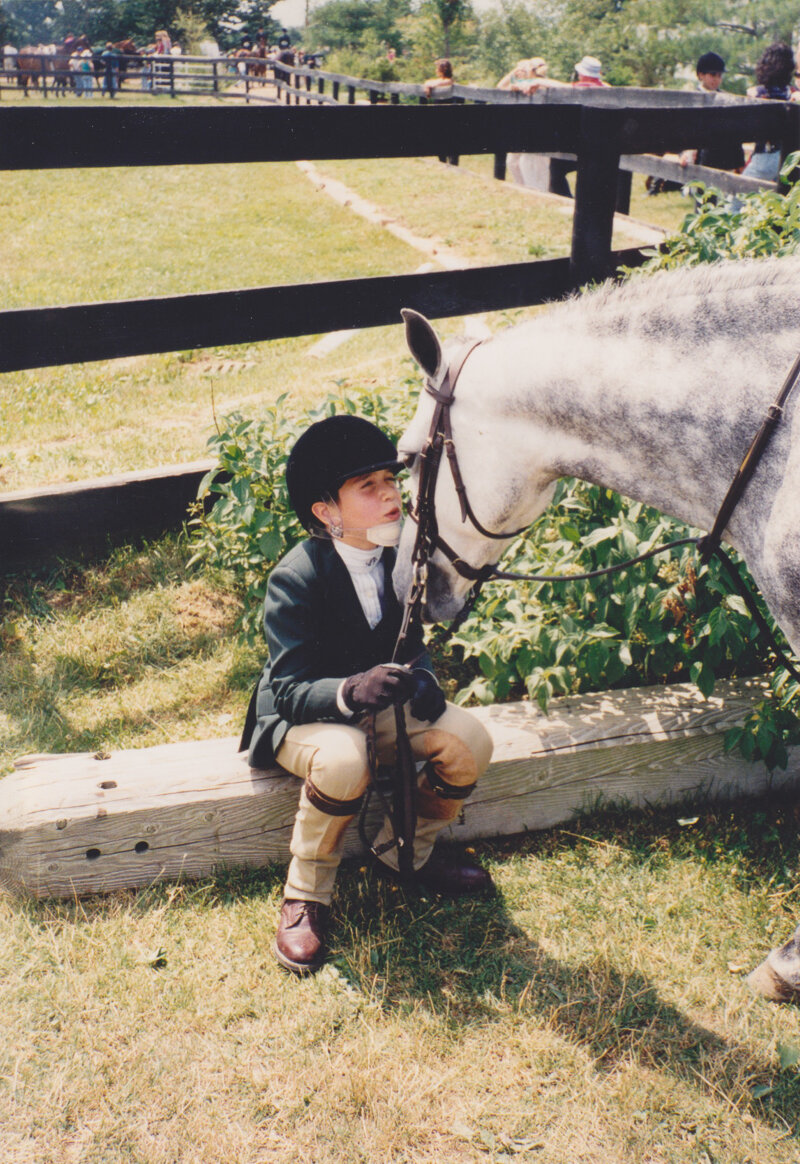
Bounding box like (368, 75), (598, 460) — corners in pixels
(489, 41), (800, 194)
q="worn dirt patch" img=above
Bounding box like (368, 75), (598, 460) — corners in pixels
(173, 580), (242, 635)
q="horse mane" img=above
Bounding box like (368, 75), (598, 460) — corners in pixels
(557, 254), (800, 341)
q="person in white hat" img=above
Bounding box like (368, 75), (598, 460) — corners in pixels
(573, 55), (608, 87)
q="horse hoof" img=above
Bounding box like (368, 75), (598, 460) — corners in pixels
(746, 959), (800, 1003)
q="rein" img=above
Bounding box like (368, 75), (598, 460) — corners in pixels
(400, 340), (800, 683)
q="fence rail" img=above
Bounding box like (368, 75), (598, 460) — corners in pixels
(2, 95), (798, 571)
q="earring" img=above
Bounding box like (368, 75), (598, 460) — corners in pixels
(329, 518), (343, 539)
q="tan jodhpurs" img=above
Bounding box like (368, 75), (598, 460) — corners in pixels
(275, 702), (493, 904)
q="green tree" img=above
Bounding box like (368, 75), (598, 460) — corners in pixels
(308, 0), (410, 51)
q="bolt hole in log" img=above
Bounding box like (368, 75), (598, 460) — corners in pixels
(86, 848), (101, 860)
(98, 780), (117, 790)
(134, 841), (149, 854)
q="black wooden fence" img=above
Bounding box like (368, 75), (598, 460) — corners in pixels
(1, 96), (798, 571)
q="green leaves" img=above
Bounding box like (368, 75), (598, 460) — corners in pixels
(448, 477), (800, 765)
(637, 153), (800, 275)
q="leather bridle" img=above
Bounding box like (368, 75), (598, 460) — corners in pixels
(395, 340), (800, 683)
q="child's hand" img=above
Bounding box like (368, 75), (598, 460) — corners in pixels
(342, 664), (415, 713)
(409, 670), (446, 722)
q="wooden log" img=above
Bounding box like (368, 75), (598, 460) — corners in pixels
(0, 460), (214, 572)
(1, 678), (796, 900)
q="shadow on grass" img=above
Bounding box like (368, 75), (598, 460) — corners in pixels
(326, 846), (800, 1136)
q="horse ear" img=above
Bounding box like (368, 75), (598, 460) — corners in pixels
(401, 308), (442, 381)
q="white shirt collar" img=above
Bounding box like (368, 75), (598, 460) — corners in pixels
(333, 540), (383, 574)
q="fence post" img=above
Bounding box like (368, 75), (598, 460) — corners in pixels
(212, 60), (218, 93)
(169, 58), (175, 98)
(369, 88), (378, 105)
(347, 84), (355, 104)
(615, 169), (632, 215)
(41, 54), (47, 97)
(570, 106), (623, 288)
(494, 153), (506, 181)
(318, 76), (324, 97)
(333, 80), (340, 102)
(391, 91), (399, 105)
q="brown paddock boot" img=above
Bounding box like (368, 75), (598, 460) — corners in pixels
(374, 851), (494, 896)
(273, 899), (330, 975)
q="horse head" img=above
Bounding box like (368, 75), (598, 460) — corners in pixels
(393, 309), (556, 622)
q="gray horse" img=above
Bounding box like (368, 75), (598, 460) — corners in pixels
(394, 254), (800, 1003)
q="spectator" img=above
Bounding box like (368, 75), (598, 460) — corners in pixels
(572, 55), (609, 88)
(153, 28), (171, 89)
(497, 58), (566, 190)
(679, 52), (745, 173)
(79, 47), (94, 96)
(549, 54), (610, 196)
(743, 42), (795, 181)
(423, 58), (453, 98)
(100, 42), (119, 98)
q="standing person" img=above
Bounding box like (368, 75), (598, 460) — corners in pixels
(742, 42), (795, 180)
(153, 28), (171, 90)
(100, 42), (119, 98)
(423, 60), (458, 163)
(79, 47), (94, 96)
(549, 54), (610, 196)
(496, 57), (567, 190)
(240, 415), (494, 976)
(679, 52), (745, 173)
(69, 48), (82, 95)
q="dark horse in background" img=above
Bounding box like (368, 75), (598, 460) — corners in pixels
(16, 35), (90, 94)
(15, 36), (140, 95)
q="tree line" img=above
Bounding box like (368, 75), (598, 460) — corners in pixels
(1, 0), (798, 88)
(308, 0), (800, 91)
(0, 0), (279, 53)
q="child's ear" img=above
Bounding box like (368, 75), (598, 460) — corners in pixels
(311, 499), (333, 528)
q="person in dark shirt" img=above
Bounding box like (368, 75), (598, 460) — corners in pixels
(240, 415), (494, 975)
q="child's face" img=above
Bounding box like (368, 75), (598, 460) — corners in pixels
(698, 71), (722, 91)
(313, 469), (402, 548)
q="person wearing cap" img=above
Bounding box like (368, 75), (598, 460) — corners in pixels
(572, 55), (608, 88)
(679, 52), (745, 173)
(240, 415), (494, 975)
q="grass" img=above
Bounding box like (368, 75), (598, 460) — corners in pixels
(0, 147), (689, 493)
(2, 542), (800, 1162)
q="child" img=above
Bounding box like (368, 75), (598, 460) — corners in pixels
(240, 415), (494, 974)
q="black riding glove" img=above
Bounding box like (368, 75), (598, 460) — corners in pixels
(342, 664), (416, 714)
(409, 669), (446, 722)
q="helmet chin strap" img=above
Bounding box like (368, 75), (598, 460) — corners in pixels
(312, 519), (402, 548)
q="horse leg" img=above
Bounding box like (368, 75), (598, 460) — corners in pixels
(747, 928), (800, 1002)
(744, 504), (800, 1001)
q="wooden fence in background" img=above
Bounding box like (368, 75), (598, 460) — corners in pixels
(1, 96), (798, 571)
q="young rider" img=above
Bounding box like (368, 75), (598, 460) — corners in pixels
(240, 414), (494, 975)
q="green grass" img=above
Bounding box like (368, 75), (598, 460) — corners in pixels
(2, 544), (800, 1163)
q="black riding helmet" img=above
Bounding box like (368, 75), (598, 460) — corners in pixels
(286, 415), (403, 530)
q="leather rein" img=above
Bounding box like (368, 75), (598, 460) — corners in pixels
(396, 341), (800, 683)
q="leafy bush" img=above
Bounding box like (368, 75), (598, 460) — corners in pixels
(637, 151), (800, 271)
